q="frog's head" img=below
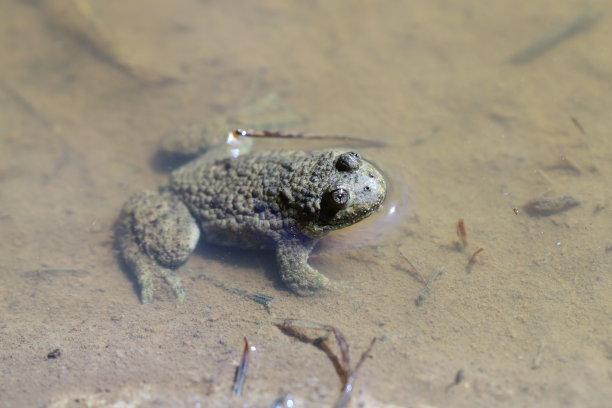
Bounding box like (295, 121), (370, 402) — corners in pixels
(315, 151), (386, 232)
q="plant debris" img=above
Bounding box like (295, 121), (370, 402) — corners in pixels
(231, 337), (253, 396)
(456, 219), (468, 249)
(196, 272), (273, 311)
(230, 128), (386, 148)
(466, 248), (485, 273)
(445, 369), (465, 392)
(273, 318), (376, 408)
(415, 267), (444, 307)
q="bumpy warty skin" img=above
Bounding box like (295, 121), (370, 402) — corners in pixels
(169, 150), (376, 249)
(118, 148), (386, 302)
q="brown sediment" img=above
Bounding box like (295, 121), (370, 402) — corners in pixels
(40, 0), (178, 84)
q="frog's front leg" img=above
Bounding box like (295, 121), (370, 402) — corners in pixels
(276, 237), (332, 296)
(116, 191), (200, 304)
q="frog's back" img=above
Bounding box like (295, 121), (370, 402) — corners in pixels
(169, 150), (338, 248)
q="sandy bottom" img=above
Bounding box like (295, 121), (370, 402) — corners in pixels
(1, 1), (611, 407)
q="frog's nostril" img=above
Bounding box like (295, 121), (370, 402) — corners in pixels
(364, 186), (371, 192)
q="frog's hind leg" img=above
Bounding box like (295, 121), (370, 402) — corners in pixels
(118, 239), (184, 304)
(276, 237), (332, 296)
(116, 191), (200, 304)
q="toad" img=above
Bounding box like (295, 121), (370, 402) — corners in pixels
(117, 133), (386, 303)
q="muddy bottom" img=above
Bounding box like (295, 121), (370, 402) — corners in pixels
(1, 1), (611, 407)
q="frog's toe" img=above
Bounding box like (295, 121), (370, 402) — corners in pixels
(138, 270), (155, 305)
(161, 269), (186, 302)
(276, 238), (334, 296)
(123, 243), (186, 303)
(281, 263), (333, 296)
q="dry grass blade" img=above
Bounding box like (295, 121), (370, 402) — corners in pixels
(231, 129), (387, 148)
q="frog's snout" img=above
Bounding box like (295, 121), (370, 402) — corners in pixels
(355, 165), (386, 211)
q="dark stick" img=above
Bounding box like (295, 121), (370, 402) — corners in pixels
(231, 129), (387, 148)
(231, 337), (252, 396)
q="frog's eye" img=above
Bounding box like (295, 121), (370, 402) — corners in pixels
(335, 152), (362, 172)
(325, 188), (350, 210)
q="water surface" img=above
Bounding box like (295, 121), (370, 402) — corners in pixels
(1, 1), (611, 407)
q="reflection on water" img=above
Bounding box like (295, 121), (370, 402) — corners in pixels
(1, 0), (611, 407)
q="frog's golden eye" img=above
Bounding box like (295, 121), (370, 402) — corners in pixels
(335, 152), (362, 172)
(326, 188), (350, 210)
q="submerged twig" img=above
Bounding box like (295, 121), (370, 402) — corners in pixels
(246, 293), (274, 309)
(0, 79), (54, 129)
(399, 251), (426, 284)
(466, 248), (485, 273)
(196, 272), (273, 311)
(273, 318), (376, 408)
(456, 219), (468, 249)
(335, 337), (376, 408)
(232, 337), (253, 396)
(570, 116), (586, 135)
(229, 129), (387, 148)
(415, 267), (444, 307)
(508, 9), (602, 65)
(444, 369), (465, 392)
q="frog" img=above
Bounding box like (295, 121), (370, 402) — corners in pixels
(117, 128), (386, 304)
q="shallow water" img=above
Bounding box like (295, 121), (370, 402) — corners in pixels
(1, 1), (611, 407)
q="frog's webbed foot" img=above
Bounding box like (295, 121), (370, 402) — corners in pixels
(116, 191), (200, 304)
(276, 238), (332, 296)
